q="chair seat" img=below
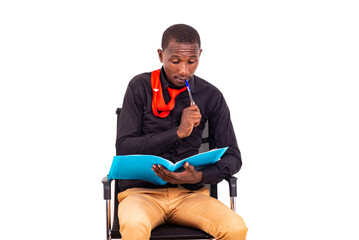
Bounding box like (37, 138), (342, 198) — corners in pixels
(111, 224), (213, 239)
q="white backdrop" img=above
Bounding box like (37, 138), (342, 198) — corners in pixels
(1, 1), (358, 239)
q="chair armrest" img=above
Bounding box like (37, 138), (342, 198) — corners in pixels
(225, 176), (237, 197)
(101, 175), (113, 200)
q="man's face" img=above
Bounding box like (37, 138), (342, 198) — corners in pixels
(158, 40), (202, 87)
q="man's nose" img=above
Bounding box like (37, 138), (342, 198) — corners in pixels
(179, 63), (189, 76)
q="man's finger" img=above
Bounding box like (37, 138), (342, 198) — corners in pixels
(155, 165), (178, 180)
(186, 104), (199, 112)
(183, 162), (189, 169)
(152, 165), (172, 182)
(184, 163), (195, 173)
(154, 165), (168, 175)
(191, 105), (200, 112)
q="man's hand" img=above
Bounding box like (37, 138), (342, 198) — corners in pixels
(152, 162), (203, 184)
(177, 104), (201, 139)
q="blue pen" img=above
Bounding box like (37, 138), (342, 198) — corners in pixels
(185, 79), (195, 105)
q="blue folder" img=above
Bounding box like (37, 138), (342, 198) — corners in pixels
(108, 147), (228, 185)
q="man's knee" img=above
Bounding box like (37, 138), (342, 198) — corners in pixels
(217, 215), (248, 240)
(225, 223), (248, 239)
(119, 216), (152, 240)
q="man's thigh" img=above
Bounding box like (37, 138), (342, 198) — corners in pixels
(168, 192), (247, 238)
(117, 191), (167, 231)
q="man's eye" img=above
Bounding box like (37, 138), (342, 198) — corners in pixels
(171, 61), (179, 64)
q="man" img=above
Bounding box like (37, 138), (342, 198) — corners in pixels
(116, 24), (247, 240)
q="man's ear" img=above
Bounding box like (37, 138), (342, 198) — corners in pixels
(157, 49), (163, 63)
(199, 49), (203, 57)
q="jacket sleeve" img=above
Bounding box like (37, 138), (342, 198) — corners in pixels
(200, 92), (242, 184)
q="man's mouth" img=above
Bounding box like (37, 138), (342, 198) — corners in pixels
(171, 76), (192, 86)
(175, 76), (191, 81)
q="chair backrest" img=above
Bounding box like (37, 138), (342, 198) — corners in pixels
(112, 108), (218, 232)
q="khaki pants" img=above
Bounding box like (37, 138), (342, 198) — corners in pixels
(117, 186), (248, 240)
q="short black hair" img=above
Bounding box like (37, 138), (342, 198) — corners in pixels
(161, 24), (201, 50)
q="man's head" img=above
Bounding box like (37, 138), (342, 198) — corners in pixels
(158, 24), (202, 87)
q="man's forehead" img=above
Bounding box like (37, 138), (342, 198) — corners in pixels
(164, 41), (201, 56)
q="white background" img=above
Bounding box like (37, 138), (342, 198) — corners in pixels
(1, 0), (358, 239)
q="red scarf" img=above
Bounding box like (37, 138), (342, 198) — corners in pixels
(151, 69), (186, 118)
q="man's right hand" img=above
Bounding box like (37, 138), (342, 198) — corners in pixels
(177, 104), (202, 139)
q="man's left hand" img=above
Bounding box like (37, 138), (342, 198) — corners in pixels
(152, 162), (203, 184)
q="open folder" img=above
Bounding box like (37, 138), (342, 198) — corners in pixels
(108, 147), (228, 185)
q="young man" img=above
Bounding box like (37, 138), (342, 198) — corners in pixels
(116, 24), (248, 240)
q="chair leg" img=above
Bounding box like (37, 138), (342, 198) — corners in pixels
(106, 199), (112, 240)
(230, 197), (236, 213)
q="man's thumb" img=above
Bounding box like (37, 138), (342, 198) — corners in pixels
(184, 162), (195, 172)
(183, 162), (189, 168)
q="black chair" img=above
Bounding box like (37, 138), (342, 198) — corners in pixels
(102, 108), (238, 240)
